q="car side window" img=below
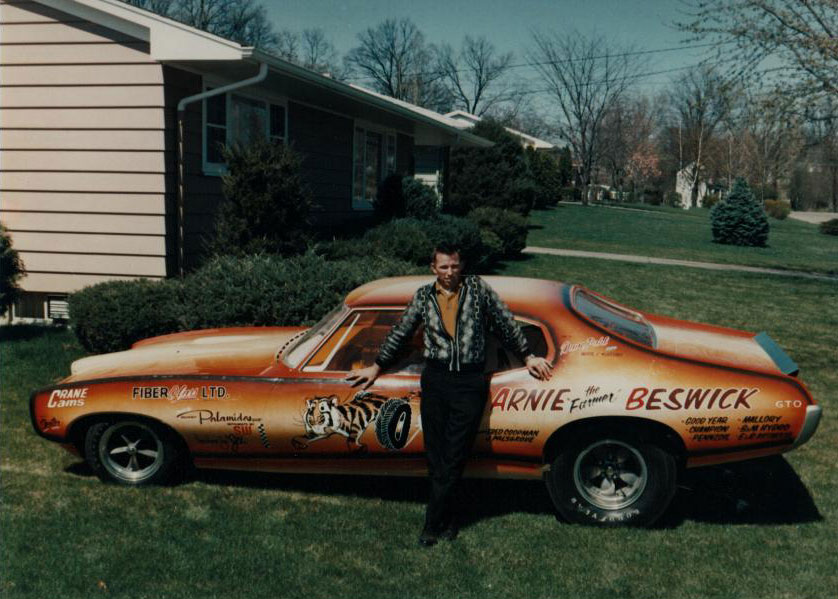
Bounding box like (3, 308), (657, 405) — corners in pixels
(303, 310), (424, 373)
(484, 320), (549, 373)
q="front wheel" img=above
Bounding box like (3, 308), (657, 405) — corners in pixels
(84, 419), (181, 485)
(545, 431), (676, 527)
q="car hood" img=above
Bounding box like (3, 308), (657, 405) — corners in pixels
(645, 314), (796, 376)
(66, 327), (306, 382)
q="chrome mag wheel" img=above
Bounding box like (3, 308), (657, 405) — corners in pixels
(97, 421), (165, 484)
(572, 438), (648, 510)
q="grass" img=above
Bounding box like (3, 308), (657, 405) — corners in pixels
(528, 203), (838, 274)
(2, 255), (837, 599)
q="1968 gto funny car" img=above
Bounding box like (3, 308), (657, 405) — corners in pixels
(30, 276), (821, 526)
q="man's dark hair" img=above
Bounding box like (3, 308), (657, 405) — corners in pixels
(430, 243), (463, 264)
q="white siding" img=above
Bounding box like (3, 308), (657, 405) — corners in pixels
(0, 0), (169, 295)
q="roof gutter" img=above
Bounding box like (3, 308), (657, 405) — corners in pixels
(174, 62), (268, 276)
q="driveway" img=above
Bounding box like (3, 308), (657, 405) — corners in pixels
(789, 211), (838, 224)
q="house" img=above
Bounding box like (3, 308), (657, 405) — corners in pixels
(0, 0), (490, 320)
(444, 111), (554, 151)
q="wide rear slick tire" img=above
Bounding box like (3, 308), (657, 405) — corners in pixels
(546, 430), (677, 527)
(84, 419), (182, 486)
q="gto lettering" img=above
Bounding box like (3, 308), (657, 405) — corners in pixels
(775, 400), (803, 408)
(626, 387), (757, 411)
(47, 388), (88, 408)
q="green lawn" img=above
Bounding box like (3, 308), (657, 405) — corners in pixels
(2, 255), (836, 599)
(528, 204), (838, 274)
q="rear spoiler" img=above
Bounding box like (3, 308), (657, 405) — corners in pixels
(754, 332), (799, 376)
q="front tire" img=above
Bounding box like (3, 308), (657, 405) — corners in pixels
(84, 419), (180, 485)
(546, 431), (676, 527)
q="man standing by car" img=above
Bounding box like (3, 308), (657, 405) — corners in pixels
(347, 244), (552, 547)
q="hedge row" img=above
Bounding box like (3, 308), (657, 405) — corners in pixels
(69, 254), (422, 354)
(317, 210), (529, 269)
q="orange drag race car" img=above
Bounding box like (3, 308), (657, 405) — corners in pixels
(30, 277), (822, 526)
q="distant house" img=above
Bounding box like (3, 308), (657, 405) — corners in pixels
(0, 0), (490, 320)
(444, 111), (555, 151)
(674, 163), (724, 209)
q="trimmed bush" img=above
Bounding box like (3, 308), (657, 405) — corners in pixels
(206, 140), (312, 257)
(710, 178), (770, 247)
(402, 177), (439, 220)
(69, 279), (182, 354)
(819, 218), (838, 236)
(373, 175), (439, 221)
(467, 207), (528, 258)
(178, 253), (420, 331)
(447, 118), (533, 216)
(764, 199), (791, 220)
(362, 219), (434, 265)
(0, 222), (25, 317)
(526, 148), (564, 209)
(69, 254), (422, 354)
(665, 191), (683, 208)
(701, 194), (721, 210)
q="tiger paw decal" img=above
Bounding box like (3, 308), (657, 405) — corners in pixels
(292, 391), (413, 451)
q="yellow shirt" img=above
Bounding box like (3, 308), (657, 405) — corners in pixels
(435, 281), (461, 338)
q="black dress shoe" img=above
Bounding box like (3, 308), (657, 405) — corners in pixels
(439, 523), (459, 541)
(417, 528), (439, 547)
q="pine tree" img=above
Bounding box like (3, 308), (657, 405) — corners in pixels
(710, 178), (770, 247)
(0, 222), (26, 316)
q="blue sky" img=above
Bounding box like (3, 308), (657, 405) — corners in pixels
(264, 0), (714, 94)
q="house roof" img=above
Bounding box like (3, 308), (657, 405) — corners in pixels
(44, 0), (492, 148)
(445, 110), (554, 150)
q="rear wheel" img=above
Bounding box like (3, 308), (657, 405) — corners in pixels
(84, 420), (180, 485)
(546, 431), (676, 527)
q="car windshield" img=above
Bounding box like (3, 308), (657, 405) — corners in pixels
(281, 304), (348, 368)
(572, 288), (656, 348)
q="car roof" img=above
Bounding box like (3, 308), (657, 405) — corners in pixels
(344, 276), (568, 312)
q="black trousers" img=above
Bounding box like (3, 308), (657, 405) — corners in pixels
(419, 360), (488, 532)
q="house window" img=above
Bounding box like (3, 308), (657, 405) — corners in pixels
(353, 127), (397, 210)
(203, 86), (287, 174)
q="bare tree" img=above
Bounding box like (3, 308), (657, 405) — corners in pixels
(666, 66), (733, 207)
(119, 0), (279, 49)
(344, 18), (450, 110)
(678, 0), (838, 108)
(528, 30), (643, 203)
(599, 95), (659, 196)
(274, 29), (300, 63)
(436, 36), (516, 116)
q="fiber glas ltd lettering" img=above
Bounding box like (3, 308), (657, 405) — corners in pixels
(625, 387), (757, 411)
(47, 388), (88, 408)
(560, 336), (610, 356)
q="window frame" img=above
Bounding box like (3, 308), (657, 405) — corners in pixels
(352, 122), (398, 210)
(201, 80), (288, 176)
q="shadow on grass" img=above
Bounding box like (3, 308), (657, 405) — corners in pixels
(659, 455), (822, 527)
(191, 468), (555, 526)
(63, 454), (819, 528)
(0, 324), (67, 342)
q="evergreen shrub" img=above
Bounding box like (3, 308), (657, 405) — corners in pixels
(819, 218), (838, 236)
(665, 191), (683, 207)
(701, 195), (720, 210)
(69, 255), (421, 354)
(0, 222), (25, 316)
(373, 174), (405, 221)
(402, 177), (439, 220)
(69, 279), (181, 354)
(447, 118), (533, 216)
(467, 207), (528, 258)
(207, 140), (312, 257)
(710, 178), (770, 247)
(764, 200), (790, 220)
(526, 148), (564, 209)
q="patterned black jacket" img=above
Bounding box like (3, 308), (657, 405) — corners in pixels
(375, 275), (529, 371)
